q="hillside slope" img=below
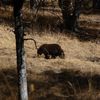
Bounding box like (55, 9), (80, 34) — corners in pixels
(0, 24), (100, 75)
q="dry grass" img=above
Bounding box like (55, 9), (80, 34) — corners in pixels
(24, 33), (100, 74)
(0, 24), (100, 100)
(0, 5), (100, 100)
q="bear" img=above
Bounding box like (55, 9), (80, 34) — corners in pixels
(37, 44), (65, 59)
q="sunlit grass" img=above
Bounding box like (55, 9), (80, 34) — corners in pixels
(0, 4), (100, 99)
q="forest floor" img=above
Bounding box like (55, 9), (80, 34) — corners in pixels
(0, 5), (100, 100)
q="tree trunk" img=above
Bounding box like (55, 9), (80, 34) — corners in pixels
(13, 0), (28, 100)
(58, 0), (82, 32)
(93, 0), (100, 9)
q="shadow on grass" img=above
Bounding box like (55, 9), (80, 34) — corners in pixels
(0, 7), (100, 43)
(1, 68), (100, 100)
(21, 14), (100, 43)
(70, 27), (100, 42)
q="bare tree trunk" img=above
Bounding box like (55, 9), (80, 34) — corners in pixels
(13, 0), (28, 100)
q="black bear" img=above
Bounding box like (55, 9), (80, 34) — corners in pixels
(37, 44), (65, 59)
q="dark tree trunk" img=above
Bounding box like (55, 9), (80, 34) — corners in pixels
(58, 0), (82, 32)
(93, 0), (100, 9)
(13, 0), (28, 100)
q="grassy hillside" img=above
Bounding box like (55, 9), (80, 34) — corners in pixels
(0, 5), (100, 100)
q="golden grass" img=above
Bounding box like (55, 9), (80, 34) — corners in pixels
(24, 33), (100, 73)
(0, 6), (100, 99)
(0, 24), (99, 74)
(0, 31), (100, 99)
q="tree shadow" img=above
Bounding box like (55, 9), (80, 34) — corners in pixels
(23, 14), (63, 34)
(82, 9), (100, 15)
(0, 6), (100, 43)
(24, 13), (100, 42)
(70, 27), (100, 42)
(0, 68), (100, 100)
(28, 69), (100, 100)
